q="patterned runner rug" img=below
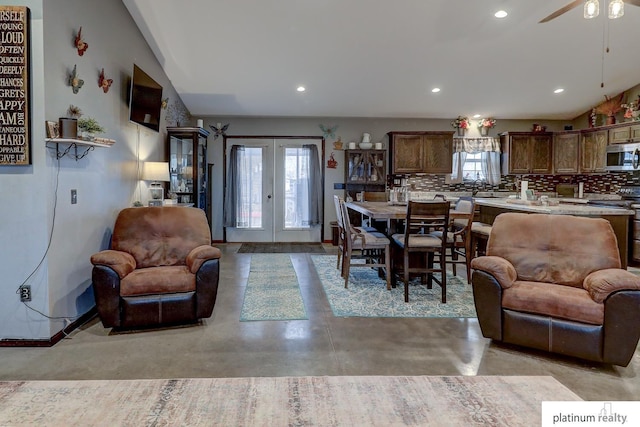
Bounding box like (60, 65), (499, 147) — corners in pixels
(0, 376), (581, 426)
(238, 242), (326, 253)
(240, 254), (308, 321)
(311, 255), (477, 318)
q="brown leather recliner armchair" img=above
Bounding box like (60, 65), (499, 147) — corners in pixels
(471, 213), (640, 366)
(90, 207), (221, 329)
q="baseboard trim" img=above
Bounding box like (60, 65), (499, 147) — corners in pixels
(0, 307), (98, 347)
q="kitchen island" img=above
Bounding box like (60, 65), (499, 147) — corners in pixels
(474, 198), (633, 268)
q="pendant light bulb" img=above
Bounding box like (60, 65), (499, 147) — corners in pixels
(584, 0), (599, 19)
(608, 0), (624, 19)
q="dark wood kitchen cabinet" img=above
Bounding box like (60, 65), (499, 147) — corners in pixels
(608, 122), (640, 144)
(553, 132), (580, 174)
(580, 129), (607, 173)
(501, 132), (553, 174)
(388, 131), (454, 174)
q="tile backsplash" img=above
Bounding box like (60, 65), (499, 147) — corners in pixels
(396, 172), (637, 195)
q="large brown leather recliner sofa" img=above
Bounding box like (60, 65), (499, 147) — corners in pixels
(471, 212), (640, 366)
(90, 207), (221, 329)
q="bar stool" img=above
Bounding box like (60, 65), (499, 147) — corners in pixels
(471, 222), (492, 258)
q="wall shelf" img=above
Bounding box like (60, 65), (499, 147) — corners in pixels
(45, 138), (113, 161)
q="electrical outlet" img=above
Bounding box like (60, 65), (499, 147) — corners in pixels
(19, 285), (31, 302)
(71, 189), (77, 204)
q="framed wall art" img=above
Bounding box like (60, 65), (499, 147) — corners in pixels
(0, 6), (31, 165)
(45, 121), (59, 139)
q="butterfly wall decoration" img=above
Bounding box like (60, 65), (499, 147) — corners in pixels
(74, 27), (88, 56)
(98, 68), (113, 93)
(210, 123), (230, 140)
(319, 124), (338, 139)
(68, 64), (84, 94)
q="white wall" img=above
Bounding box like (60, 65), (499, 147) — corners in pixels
(198, 116), (569, 242)
(0, 0), (186, 340)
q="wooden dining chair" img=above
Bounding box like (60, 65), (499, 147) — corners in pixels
(430, 196), (475, 284)
(363, 191), (390, 232)
(391, 201), (450, 303)
(332, 195), (347, 274)
(340, 200), (392, 290)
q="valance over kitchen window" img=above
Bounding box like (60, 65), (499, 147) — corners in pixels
(452, 137), (500, 154)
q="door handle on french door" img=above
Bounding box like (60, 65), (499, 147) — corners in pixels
(267, 194), (272, 199)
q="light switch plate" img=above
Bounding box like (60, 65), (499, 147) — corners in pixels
(71, 189), (77, 204)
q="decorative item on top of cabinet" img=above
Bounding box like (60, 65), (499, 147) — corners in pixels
(608, 122), (640, 144)
(451, 116), (470, 137)
(580, 129), (607, 173)
(595, 92), (625, 126)
(167, 127), (210, 221)
(553, 131), (580, 174)
(500, 132), (552, 175)
(477, 118), (496, 136)
(388, 131), (454, 174)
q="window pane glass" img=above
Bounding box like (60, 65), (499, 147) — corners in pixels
(462, 152), (486, 181)
(237, 147), (263, 228)
(284, 147), (310, 229)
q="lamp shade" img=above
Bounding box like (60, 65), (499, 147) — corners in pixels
(142, 162), (170, 182)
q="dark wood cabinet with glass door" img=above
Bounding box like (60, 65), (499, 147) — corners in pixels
(167, 127), (210, 218)
(345, 149), (386, 199)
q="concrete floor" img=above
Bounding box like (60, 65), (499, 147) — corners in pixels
(0, 243), (638, 401)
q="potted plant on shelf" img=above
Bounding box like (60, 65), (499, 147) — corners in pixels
(477, 118), (496, 136)
(451, 116), (470, 136)
(77, 117), (105, 141)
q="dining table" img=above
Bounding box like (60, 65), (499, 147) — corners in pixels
(345, 200), (467, 236)
(345, 200), (472, 285)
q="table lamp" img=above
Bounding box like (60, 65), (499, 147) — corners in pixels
(142, 161), (170, 203)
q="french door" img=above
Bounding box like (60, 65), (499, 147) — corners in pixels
(224, 137), (323, 243)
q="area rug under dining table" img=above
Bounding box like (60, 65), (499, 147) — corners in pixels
(0, 375), (580, 426)
(312, 255), (477, 318)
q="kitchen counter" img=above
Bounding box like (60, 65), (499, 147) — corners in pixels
(474, 198), (634, 216)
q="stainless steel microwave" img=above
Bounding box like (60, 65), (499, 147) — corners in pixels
(606, 143), (640, 171)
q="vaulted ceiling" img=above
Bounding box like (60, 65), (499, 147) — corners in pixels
(123, 0), (640, 120)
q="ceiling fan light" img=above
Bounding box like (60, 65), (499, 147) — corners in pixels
(608, 0), (624, 18)
(584, 0), (599, 19)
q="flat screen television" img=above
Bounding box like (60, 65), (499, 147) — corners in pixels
(128, 64), (163, 132)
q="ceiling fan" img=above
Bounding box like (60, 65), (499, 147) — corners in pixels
(540, 0), (640, 23)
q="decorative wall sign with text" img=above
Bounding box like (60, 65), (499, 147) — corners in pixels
(0, 6), (30, 165)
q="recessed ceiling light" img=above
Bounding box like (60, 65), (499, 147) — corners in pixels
(297, 86), (306, 92)
(431, 87), (441, 93)
(494, 10), (508, 18)
(473, 114), (481, 118)
(554, 88), (565, 94)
